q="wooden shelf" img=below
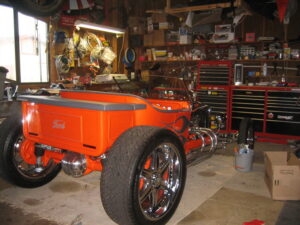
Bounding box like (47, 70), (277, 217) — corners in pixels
(166, 0), (241, 14)
(144, 44), (196, 48)
(147, 0), (242, 14)
(234, 59), (300, 62)
(231, 85), (300, 91)
(143, 41), (283, 49)
(142, 60), (199, 63)
(141, 59), (300, 64)
(144, 43), (227, 48)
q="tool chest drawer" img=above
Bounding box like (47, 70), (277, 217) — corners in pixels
(196, 89), (229, 130)
(266, 90), (300, 136)
(198, 61), (232, 86)
(232, 90), (265, 118)
(231, 89), (264, 131)
(197, 61), (300, 141)
(196, 89), (228, 114)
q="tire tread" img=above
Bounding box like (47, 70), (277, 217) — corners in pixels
(0, 116), (61, 188)
(100, 126), (185, 225)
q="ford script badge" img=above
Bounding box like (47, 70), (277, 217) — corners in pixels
(52, 120), (65, 129)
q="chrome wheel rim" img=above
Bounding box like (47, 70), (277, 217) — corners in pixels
(138, 143), (181, 221)
(12, 134), (55, 179)
(33, 0), (57, 7)
(246, 127), (254, 148)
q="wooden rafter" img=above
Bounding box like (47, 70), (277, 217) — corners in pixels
(146, 0), (242, 14)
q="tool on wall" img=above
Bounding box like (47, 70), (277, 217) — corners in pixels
(271, 62), (279, 80)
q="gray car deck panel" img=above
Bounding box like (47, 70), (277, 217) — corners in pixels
(18, 95), (146, 111)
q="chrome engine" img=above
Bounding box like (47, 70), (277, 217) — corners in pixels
(187, 103), (227, 165)
(61, 152), (87, 177)
(191, 127), (218, 152)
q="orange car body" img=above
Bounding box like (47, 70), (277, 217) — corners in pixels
(20, 90), (202, 172)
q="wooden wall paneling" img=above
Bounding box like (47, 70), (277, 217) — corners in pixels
(111, 35), (118, 73)
(110, 0), (118, 73)
(262, 16), (266, 37)
(121, 28), (129, 73)
(287, 6), (300, 40)
(110, 0), (129, 74)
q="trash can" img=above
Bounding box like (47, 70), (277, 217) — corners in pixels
(0, 67), (8, 100)
(235, 148), (254, 172)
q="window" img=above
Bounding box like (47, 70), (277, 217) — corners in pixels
(0, 5), (16, 81)
(18, 13), (48, 83)
(0, 5), (49, 83)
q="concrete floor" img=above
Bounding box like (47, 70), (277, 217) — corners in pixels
(0, 142), (299, 225)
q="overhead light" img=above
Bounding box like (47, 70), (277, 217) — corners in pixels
(74, 20), (125, 34)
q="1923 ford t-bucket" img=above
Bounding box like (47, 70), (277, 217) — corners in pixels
(0, 75), (231, 225)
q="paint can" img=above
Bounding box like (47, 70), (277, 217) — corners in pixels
(235, 148), (254, 172)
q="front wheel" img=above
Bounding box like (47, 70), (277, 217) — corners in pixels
(100, 126), (186, 225)
(0, 117), (61, 188)
(238, 117), (255, 149)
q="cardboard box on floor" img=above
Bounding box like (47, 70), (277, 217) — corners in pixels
(264, 151), (300, 200)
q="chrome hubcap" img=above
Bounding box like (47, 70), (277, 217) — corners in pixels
(138, 143), (181, 221)
(12, 135), (54, 179)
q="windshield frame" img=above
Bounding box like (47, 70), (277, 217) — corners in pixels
(94, 75), (193, 102)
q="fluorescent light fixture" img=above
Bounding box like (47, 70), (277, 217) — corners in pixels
(74, 20), (125, 34)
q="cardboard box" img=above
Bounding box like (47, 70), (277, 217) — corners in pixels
(179, 35), (192, 44)
(128, 16), (145, 27)
(141, 70), (150, 82)
(166, 30), (179, 43)
(143, 34), (153, 47)
(130, 25), (144, 35)
(158, 22), (172, 30)
(152, 13), (167, 23)
(152, 30), (165, 46)
(147, 22), (172, 32)
(128, 16), (145, 35)
(129, 35), (143, 48)
(264, 151), (300, 200)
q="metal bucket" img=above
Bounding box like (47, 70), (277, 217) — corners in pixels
(235, 148), (254, 172)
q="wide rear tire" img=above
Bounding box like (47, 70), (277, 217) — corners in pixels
(100, 126), (186, 225)
(237, 117), (255, 149)
(9, 0), (65, 17)
(0, 116), (61, 188)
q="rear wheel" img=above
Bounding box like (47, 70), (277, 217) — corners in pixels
(238, 117), (255, 149)
(100, 126), (186, 225)
(0, 117), (61, 188)
(8, 0), (65, 17)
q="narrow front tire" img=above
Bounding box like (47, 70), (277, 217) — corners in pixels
(0, 117), (61, 188)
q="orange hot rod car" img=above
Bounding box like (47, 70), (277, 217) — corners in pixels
(0, 76), (236, 225)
